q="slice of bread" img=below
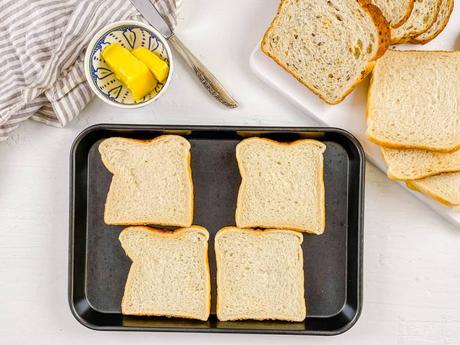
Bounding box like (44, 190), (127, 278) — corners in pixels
(371, 0), (414, 28)
(367, 50), (460, 152)
(119, 226), (211, 320)
(99, 135), (193, 226)
(382, 147), (460, 180)
(407, 172), (460, 206)
(390, 0), (441, 43)
(261, 0), (390, 105)
(235, 137), (326, 234)
(412, 0), (454, 44)
(215, 227), (306, 322)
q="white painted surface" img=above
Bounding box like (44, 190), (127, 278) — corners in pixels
(0, 1), (459, 344)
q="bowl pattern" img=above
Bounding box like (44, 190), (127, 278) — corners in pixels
(88, 24), (170, 105)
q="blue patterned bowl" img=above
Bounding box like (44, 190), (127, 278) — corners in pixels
(84, 20), (173, 108)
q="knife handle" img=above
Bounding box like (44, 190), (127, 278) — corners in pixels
(168, 34), (238, 108)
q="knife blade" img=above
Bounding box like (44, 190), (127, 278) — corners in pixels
(129, 0), (173, 38)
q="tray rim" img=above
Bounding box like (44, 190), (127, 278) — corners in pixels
(68, 123), (365, 335)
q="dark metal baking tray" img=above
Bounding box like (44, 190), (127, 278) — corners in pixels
(69, 124), (364, 335)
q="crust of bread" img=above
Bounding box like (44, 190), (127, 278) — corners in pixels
(391, 0), (442, 44)
(360, 1), (392, 58)
(391, 0), (415, 29)
(215, 227), (304, 322)
(411, 0), (454, 44)
(99, 135), (194, 227)
(367, 49), (460, 153)
(235, 137), (326, 234)
(406, 181), (459, 206)
(261, 0), (390, 105)
(120, 226), (211, 320)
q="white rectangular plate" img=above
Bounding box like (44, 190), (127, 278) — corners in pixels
(249, 4), (460, 227)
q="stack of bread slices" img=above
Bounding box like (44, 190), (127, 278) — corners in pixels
(261, 0), (454, 105)
(367, 50), (460, 208)
(385, 0), (454, 44)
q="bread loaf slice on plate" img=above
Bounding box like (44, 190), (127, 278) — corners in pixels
(119, 226), (211, 320)
(99, 135), (193, 227)
(412, 0), (454, 44)
(382, 147), (460, 180)
(215, 227), (306, 322)
(367, 50), (460, 152)
(390, 0), (441, 43)
(261, 0), (390, 104)
(371, 0), (414, 28)
(407, 172), (460, 206)
(235, 137), (326, 234)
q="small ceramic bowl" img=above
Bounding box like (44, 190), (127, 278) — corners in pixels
(84, 20), (173, 108)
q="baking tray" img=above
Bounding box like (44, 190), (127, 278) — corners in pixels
(69, 124), (365, 335)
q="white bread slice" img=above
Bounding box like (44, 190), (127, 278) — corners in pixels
(371, 0), (414, 28)
(367, 50), (460, 152)
(119, 226), (211, 320)
(215, 227), (306, 322)
(382, 147), (460, 180)
(390, 0), (441, 43)
(235, 138), (326, 234)
(407, 172), (460, 206)
(412, 0), (454, 44)
(261, 0), (390, 105)
(99, 135), (193, 227)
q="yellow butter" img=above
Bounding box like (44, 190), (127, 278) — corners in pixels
(132, 47), (169, 83)
(101, 43), (156, 101)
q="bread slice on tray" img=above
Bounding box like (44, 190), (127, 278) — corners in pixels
(382, 147), (460, 180)
(119, 226), (211, 320)
(412, 0), (454, 44)
(407, 172), (460, 206)
(391, 0), (441, 43)
(235, 137), (326, 234)
(99, 135), (193, 226)
(261, 0), (390, 105)
(371, 0), (414, 28)
(215, 227), (306, 322)
(367, 50), (460, 152)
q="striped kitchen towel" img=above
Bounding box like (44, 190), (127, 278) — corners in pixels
(0, 0), (180, 141)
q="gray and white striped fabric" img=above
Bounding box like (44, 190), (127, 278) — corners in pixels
(0, 0), (179, 141)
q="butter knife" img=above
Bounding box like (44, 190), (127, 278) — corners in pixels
(129, 0), (238, 108)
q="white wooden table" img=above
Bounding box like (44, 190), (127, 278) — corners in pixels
(1, 1), (459, 344)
